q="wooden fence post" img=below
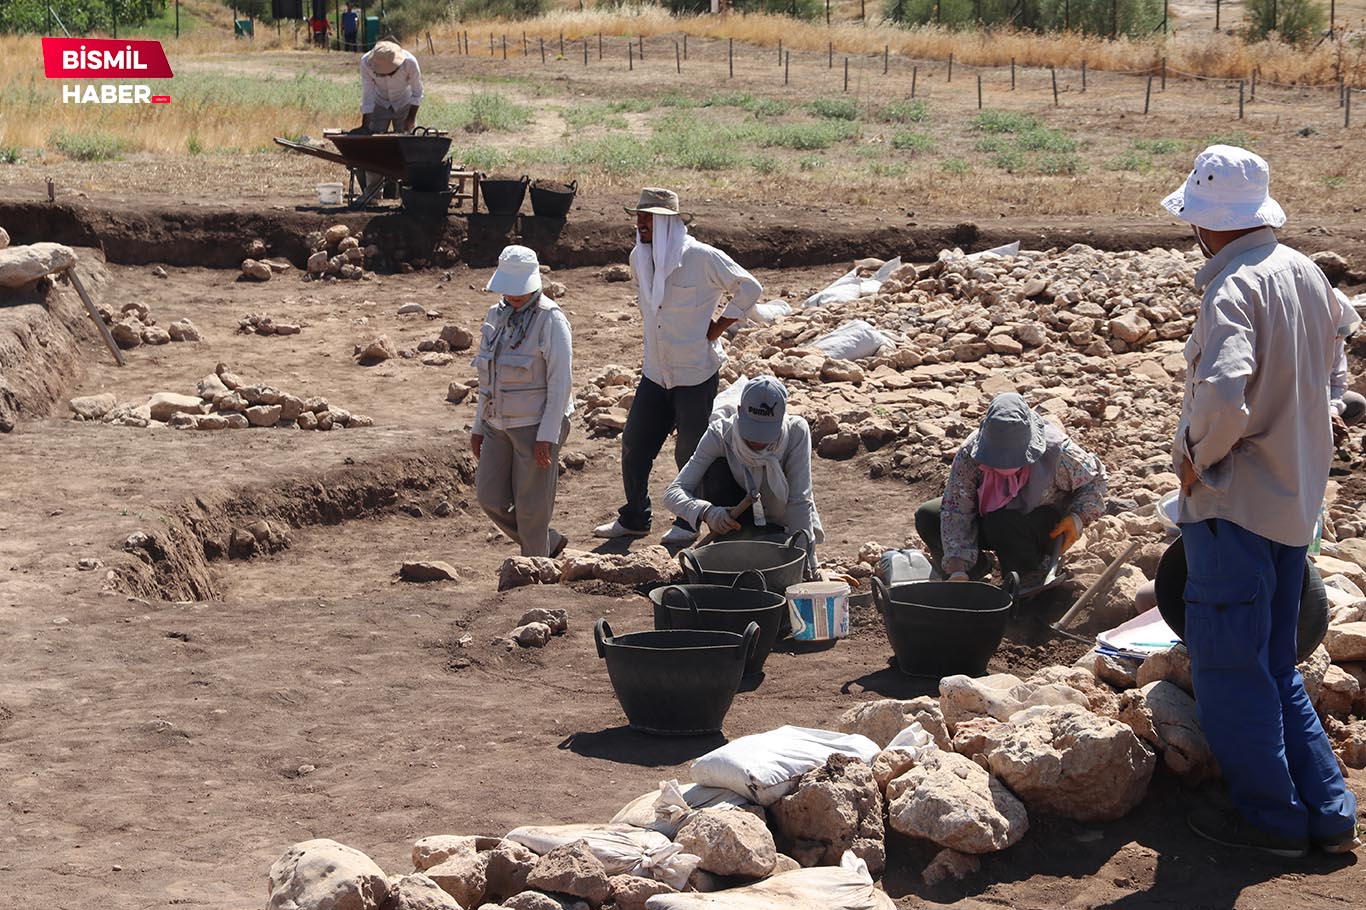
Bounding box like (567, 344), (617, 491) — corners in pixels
(1144, 75), (1152, 114)
(1051, 68), (1059, 106)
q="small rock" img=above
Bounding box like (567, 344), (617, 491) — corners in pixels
(525, 840), (611, 907)
(422, 353), (455, 367)
(1325, 622), (1366, 662)
(325, 224), (351, 246)
(168, 319), (202, 342)
(275, 323), (302, 336)
(608, 874), (676, 910)
(1117, 681), (1217, 782)
(426, 852), (488, 909)
(400, 561), (460, 583)
(922, 848), (981, 886)
(1092, 650), (1142, 690)
(139, 325), (170, 345)
(1136, 644), (1192, 693)
(356, 335), (398, 364)
(110, 321), (142, 349)
(241, 259), (272, 281)
(197, 414), (229, 431)
(224, 413), (249, 429)
(1108, 312), (1152, 344)
(412, 835), (482, 872)
(447, 382), (472, 404)
(307, 251), (330, 275)
(544, 280), (568, 298)
(601, 264), (632, 282)
(512, 622), (553, 648)
(820, 359), (865, 384)
(246, 404), (283, 427)
(887, 749), (1028, 854)
(499, 556), (562, 591)
(816, 431), (861, 460)
(296, 411), (319, 430)
(77, 557), (103, 571)
(146, 392), (205, 422)
(69, 393), (116, 421)
(384, 873), (463, 910)
(518, 608), (568, 634)
(676, 807), (775, 878)
(1311, 250), (1350, 283)
(398, 302), (427, 316)
(439, 325), (474, 351)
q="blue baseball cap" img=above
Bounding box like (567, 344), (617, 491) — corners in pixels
(738, 376), (788, 445)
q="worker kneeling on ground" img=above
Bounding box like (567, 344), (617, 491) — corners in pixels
(471, 245), (574, 559)
(915, 391), (1106, 584)
(663, 376), (823, 571)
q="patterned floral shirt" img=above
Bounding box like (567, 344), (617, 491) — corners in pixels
(940, 430), (1107, 568)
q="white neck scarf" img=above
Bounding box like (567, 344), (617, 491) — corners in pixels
(731, 417), (790, 526)
(630, 215), (688, 315)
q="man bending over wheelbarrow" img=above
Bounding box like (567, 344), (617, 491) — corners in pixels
(357, 40), (424, 196)
(915, 391), (1107, 588)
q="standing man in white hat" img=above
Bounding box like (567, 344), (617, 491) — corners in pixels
(471, 245), (574, 559)
(594, 188), (764, 546)
(1163, 145), (1358, 857)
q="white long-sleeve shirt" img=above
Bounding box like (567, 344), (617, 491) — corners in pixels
(1330, 290), (1360, 416)
(359, 51), (423, 115)
(632, 237), (762, 389)
(1173, 227), (1346, 546)
(664, 414), (823, 547)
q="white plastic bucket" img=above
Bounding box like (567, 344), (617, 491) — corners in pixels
(785, 580), (850, 642)
(316, 183), (343, 205)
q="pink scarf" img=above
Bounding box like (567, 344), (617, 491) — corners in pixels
(978, 465), (1029, 514)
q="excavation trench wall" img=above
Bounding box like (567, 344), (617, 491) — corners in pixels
(0, 250), (108, 430)
(115, 447), (476, 602)
(0, 196), (1223, 272)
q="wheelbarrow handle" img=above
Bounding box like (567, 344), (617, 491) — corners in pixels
(659, 585), (700, 627)
(678, 549), (704, 584)
(594, 618), (613, 659)
(740, 621), (761, 661)
(732, 569), (768, 592)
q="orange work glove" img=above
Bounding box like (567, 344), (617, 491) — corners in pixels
(1048, 513), (1083, 553)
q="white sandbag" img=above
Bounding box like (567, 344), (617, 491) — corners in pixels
(810, 320), (893, 361)
(611, 780), (753, 837)
(966, 240), (1021, 261)
(886, 721), (934, 754)
(710, 378), (750, 423)
(689, 725), (880, 806)
(749, 300), (792, 325)
(804, 258), (902, 308)
(505, 823), (699, 889)
(644, 851), (894, 910)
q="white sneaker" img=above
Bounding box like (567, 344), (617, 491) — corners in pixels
(661, 525), (698, 546)
(593, 519), (649, 539)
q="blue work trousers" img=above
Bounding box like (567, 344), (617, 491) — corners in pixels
(1181, 518), (1356, 842)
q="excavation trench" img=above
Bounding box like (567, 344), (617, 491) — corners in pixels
(114, 447), (477, 603)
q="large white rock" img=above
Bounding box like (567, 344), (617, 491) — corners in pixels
(146, 392), (206, 422)
(982, 705), (1156, 822)
(0, 242), (76, 287)
(674, 807), (776, 878)
(886, 749), (1028, 854)
(69, 393), (116, 421)
(267, 838), (389, 910)
(1317, 664), (1361, 720)
(1118, 681), (1217, 782)
(939, 673), (1090, 732)
(382, 873), (463, 910)
(1325, 622), (1366, 662)
(838, 697), (950, 750)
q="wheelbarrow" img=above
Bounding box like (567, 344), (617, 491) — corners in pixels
(273, 127), (481, 212)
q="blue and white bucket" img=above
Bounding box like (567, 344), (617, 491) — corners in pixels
(785, 580), (851, 642)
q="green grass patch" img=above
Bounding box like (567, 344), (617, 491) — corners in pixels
(562, 104), (630, 130)
(941, 157), (972, 174)
(0, 145), (21, 164)
(990, 149), (1029, 172)
(1106, 150), (1153, 172)
(656, 92), (701, 109)
(559, 135), (654, 174)
(1133, 137), (1183, 155)
(705, 92), (790, 117)
(798, 155), (826, 171)
(1203, 130), (1253, 149)
(1037, 152), (1085, 175)
(457, 146), (510, 171)
(455, 92), (533, 133)
(49, 130), (126, 161)
(1016, 127), (1076, 153)
(758, 121), (859, 150)
(805, 98), (860, 121)
(890, 131), (935, 153)
(186, 135), (203, 155)
(973, 110), (1042, 134)
(750, 156), (781, 174)
(875, 100), (929, 124)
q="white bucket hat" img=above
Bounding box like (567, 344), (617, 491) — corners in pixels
(485, 245), (542, 297)
(1161, 145), (1285, 232)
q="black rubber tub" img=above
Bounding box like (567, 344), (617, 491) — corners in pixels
(680, 530), (811, 594)
(400, 186), (454, 218)
(595, 619), (758, 736)
(872, 577), (1012, 678)
(407, 159), (452, 192)
(1154, 535), (1329, 662)
(648, 574), (787, 676)
(480, 174), (529, 215)
(530, 179), (577, 218)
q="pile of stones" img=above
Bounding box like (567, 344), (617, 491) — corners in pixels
(97, 300), (202, 349)
(69, 362), (372, 431)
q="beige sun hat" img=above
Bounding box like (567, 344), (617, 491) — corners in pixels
(624, 187), (692, 220)
(369, 41), (407, 74)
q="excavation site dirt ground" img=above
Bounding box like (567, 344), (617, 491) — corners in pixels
(2, 199), (1365, 910)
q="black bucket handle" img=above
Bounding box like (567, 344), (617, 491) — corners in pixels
(785, 529), (812, 555)
(518, 174), (531, 185)
(871, 576), (891, 617)
(732, 569), (768, 592)
(740, 621), (761, 661)
(566, 179), (578, 192)
(678, 549), (704, 584)
(594, 618), (613, 659)
(659, 585), (701, 627)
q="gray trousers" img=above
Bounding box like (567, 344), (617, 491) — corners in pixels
(477, 417), (570, 558)
(363, 105), (410, 195)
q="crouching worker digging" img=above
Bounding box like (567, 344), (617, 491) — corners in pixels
(471, 246), (574, 558)
(663, 376), (823, 571)
(916, 392), (1106, 586)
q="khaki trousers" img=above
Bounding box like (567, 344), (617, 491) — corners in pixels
(476, 417), (570, 557)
